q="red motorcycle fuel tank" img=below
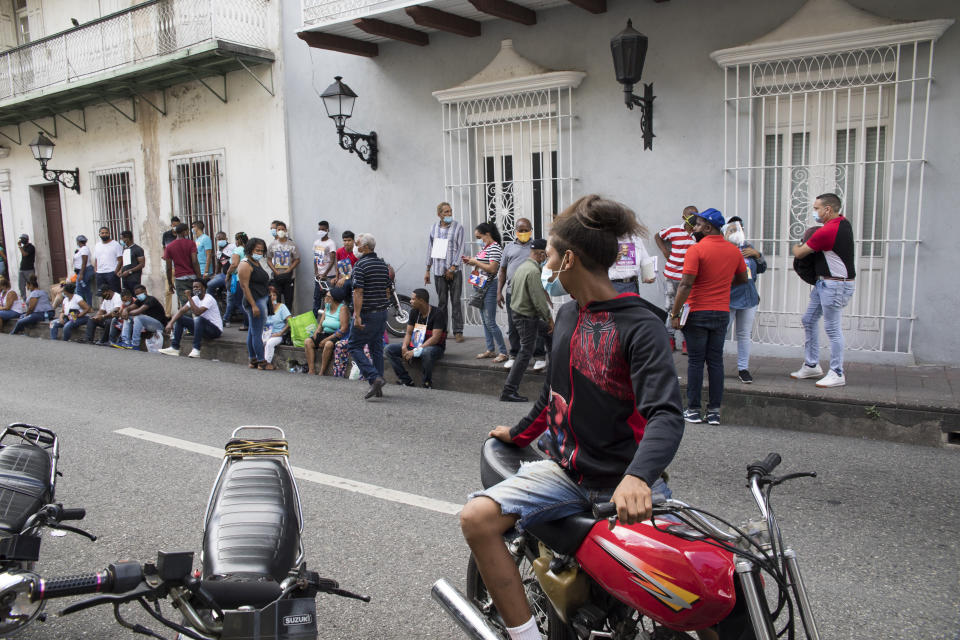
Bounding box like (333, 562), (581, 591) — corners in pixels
(574, 519), (737, 631)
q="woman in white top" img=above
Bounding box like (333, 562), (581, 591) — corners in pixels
(0, 276), (24, 323)
(72, 235), (94, 305)
(49, 281), (91, 341)
(261, 284), (291, 370)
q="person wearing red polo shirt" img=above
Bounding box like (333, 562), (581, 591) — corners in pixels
(790, 193), (856, 388)
(669, 208), (747, 425)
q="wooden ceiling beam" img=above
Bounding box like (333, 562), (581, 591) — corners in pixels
(467, 0), (536, 26)
(405, 5), (481, 38)
(297, 31), (379, 57)
(352, 17), (429, 46)
(566, 0), (606, 13)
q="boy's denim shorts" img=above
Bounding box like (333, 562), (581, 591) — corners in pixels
(468, 459), (672, 535)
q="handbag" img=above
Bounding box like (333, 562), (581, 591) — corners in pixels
(468, 277), (491, 309)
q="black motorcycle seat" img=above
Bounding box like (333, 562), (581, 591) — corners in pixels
(202, 458), (300, 584)
(0, 444), (53, 534)
(479, 438), (599, 556)
(200, 576), (283, 610)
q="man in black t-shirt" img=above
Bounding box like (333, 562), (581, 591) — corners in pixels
(384, 288), (446, 389)
(17, 234), (36, 299)
(119, 230), (145, 292)
(115, 284), (168, 350)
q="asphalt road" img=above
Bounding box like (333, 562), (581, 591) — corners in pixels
(0, 334), (957, 640)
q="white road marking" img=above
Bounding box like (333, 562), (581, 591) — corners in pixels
(116, 428), (462, 516)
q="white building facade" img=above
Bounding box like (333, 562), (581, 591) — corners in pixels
(0, 0), (287, 297)
(286, 0), (958, 366)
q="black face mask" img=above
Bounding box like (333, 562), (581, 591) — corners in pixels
(100, 236), (110, 242)
(692, 231), (705, 242)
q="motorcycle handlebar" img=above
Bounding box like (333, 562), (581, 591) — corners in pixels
(33, 561), (143, 602)
(592, 502), (617, 520)
(57, 507), (86, 521)
(747, 453), (782, 478)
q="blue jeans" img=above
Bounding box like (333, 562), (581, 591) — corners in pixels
(802, 279), (855, 375)
(243, 295), (268, 360)
(385, 343), (443, 384)
(172, 315), (222, 349)
(470, 459), (671, 535)
(50, 316), (89, 341)
(0, 309), (20, 322)
(348, 308), (387, 382)
(75, 266), (95, 305)
(728, 305), (758, 371)
(479, 284), (506, 354)
(224, 283), (246, 327)
(10, 311), (52, 334)
(206, 274), (226, 298)
(121, 314), (165, 347)
(685, 310), (729, 411)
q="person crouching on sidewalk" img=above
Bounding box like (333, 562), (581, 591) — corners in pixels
(385, 288), (447, 389)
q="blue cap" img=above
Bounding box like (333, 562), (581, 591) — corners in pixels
(698, 208), (725, 229)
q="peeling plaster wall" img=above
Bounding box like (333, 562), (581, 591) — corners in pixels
(281, 0), (959, 365)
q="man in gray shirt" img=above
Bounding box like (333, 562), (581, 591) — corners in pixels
(497, 218), (547, 371)
(424, 202), (465, 342)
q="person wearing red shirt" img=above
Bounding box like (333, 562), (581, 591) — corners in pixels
(162, 223), (201, 313)
(334, 230), (358, 286)
(669, 208), (748, 425)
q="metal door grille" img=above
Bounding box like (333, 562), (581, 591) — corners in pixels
(440, 87), (576, 326)
(90, 166), (134, 240)
(169, 152), (226, 237)
(720, 40), (938, 354)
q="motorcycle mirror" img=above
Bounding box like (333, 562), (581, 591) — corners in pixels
(0, 572), (45, 634)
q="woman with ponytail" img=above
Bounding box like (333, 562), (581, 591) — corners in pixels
(462, 220), (508, 362)
(460, 195), (684, 640)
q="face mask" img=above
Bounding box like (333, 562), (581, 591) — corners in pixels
(812, 211), (823, 224)
(270, 229), (278, 238)
(318, 230), (328, 238)
(727, 230), (745, 246)
(278, 230), (287, 239)
(252, 253), (264, 262)
(193, 290), (203, 298)
(100, 236), (110, 242)
(515, 231), (531, 243)
(136, 293), (146, 301)
(541, 253), (570, 297)
(442, 216), (453, 224)
(120, 241), (127, 248)
(474, 238), (484, 246)
(353, 247), (362, 258)
(218, 240), (227, 248)
(692, 231), (705, 242)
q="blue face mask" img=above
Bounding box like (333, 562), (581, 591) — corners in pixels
(270, 229), (278, 238)
(218, 240), (228, 248)
(540, 254), (570, 297)
(443, 215), (453, 224)
(474, 238), (484, 246)
(120, 241), (128, 248)
(136, 293), (146, 301)
(252, 253), (264, 262)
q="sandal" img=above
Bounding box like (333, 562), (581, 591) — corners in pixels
(492, 353), (509, 363)
(263, 363), (276, 371)
(475, 350), (495, 359)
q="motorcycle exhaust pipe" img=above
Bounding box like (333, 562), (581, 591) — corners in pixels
(430, 579), (503, 640)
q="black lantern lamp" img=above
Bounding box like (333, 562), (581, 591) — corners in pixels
(29, 132), (80, 192)
(320, 76), (378, 171)
(611, 19), (655, 150)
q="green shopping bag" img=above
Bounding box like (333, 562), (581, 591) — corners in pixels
(289, 311), (317, 348)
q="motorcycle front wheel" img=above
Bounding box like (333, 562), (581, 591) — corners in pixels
(466, 547), (576, 640)
(386, 294), (412, 337)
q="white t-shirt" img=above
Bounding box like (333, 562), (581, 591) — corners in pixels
(192, 293), (223, 331)
(62, 293), (84, 315)
(313, 237), (337, 277)
(100, 292), (123, 315)
(93, 240), (123, 274)
(73, 245), (90, 270)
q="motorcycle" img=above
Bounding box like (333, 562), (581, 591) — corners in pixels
(0, 423), (94, 635)
(432, 438), (821, 640)
(317, 267), (411, 338)
(4, 426), (368, 639)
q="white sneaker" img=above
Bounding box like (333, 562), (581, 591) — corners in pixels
(816, 370), (846, 388)
(187, 348), (202, 358)
(790, 363), (823, 379)
(159, 347), (180, 356)
(533, 360), (547, 371)
(503, 358), (515, 369)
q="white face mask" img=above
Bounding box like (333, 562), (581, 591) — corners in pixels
(724, 222), (746, 247)
(278, 230), (287, 239)
(353, 247), (362, 258)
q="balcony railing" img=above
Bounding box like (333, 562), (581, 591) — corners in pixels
(302, 0), (413, 28)
(0, 0), (269, 102)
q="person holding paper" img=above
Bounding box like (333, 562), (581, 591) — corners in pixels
(425, 202), (465, 343)
(608, 231), (656, 295)
(669, 208), (748, 426)
(463, 222), (507, 362)
(119, 230), (145, 293)
(384, 288), (446, 389)
(724, 217), (766, 384)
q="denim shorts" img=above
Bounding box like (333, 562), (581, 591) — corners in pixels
(469, 459), (672, 535)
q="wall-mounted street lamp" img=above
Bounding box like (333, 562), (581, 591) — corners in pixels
(320, 76), (378, 171)
(611, 19), (655, 150)
(29, 132), (80, 193)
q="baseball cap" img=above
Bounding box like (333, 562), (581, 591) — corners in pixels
(19, 233), (28, 241)
(697, 208), (726, 229)
(530, 238), (547, 250)
(76, 235), (87, 243)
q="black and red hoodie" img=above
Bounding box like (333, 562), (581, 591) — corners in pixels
(508, 294), (684, 489)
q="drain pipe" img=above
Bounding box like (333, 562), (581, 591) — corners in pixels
(430, 579), (503, 640)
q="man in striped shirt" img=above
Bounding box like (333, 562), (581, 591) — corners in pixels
(655, 206), (698, 352)
(350, 233), (392, 400)
(424, 202), (465, 342)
